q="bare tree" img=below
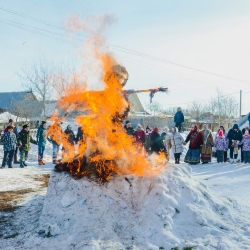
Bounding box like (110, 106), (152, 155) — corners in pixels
(187, 101), (206, 123)
(18, 58), (54, 118)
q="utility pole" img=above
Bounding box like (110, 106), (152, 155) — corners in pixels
(240, 90), (242, 118)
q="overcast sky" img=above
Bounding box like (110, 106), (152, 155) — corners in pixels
(1, 0), (250, 114)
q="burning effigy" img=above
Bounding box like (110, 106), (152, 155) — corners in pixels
(47, 16), (168, 182)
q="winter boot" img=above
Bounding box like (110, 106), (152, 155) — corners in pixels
(8, 163), (13, 168)
(52, 159), (57, 164)
(23, 162), (27, 167)
(20, 162), (24, 168)
(0, 165), (5, 169)
(38, 161), (43, 165)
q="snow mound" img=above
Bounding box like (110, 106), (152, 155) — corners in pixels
(33, 165), (250, 250)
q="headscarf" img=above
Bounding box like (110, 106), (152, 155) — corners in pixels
(150, 127), (159, 138)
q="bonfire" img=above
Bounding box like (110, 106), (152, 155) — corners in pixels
(47, 17), (168, 182)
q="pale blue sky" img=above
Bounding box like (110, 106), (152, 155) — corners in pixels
(1, 0), (250, 113)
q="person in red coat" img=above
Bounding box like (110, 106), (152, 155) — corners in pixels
(135, 124), (146, 151)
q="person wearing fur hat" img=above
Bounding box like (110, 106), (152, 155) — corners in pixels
(150, 127), (166, 154)
(184, 124), (203, 164)
(238, 130), (250, 163)
(0, 125), (17, 168)
(36, 121), (47, 165)
(227, 124), (243, 164)
(200, 124), (214, 164)
(17, 124), (37, 168)
(169, 127), (184, 164)
(174, 107), (184, 132)
(214, 129), (228, 163)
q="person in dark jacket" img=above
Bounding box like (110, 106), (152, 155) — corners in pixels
(124, 121), (135, 136)
(76, 126), (84, 144)
(64, 125), (76, 145)
(17, 124), (37, 168)
(36, 121), (47, 165)
(0, 126), (17, 168)
(227, 124), (243, 164)
(150, 127), (166, 154)
(248, 113), (250, 126)
(174, 107), (184, 132)
(4, 119), (19, 164)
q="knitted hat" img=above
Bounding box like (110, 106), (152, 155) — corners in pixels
(23, 124), (29, 129)
(125, 121), (130, 124)
(218, 129), (224, 137)
(153, 127), (159, 133)
(42, 121), (47, 125)
(193, 124), (198, 131)
(9, 119), (13, 123)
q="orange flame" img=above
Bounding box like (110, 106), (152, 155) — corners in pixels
(48, 15), (167, 181)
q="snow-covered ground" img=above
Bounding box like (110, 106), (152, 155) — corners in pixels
(0, 138), (250, 249)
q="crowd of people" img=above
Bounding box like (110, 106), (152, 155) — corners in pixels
(0, 119), (83, 168)
(0, 110), (250, 168)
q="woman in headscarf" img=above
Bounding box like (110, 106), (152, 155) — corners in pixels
(200, 124), (214, 164)
(150, 127), (166, 154)
(169, 127), (184, 164)
(135, 124), (146, 152)
(184, 124), (203, 164)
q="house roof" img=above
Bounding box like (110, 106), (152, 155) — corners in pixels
(0, 91), (35, 110)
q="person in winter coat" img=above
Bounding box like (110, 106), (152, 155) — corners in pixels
(200, 124), (214, 164)
(184, 124), (203, 165)
(0, 126), (17, 168)
(174, 107), (184, 132)
(214, 129), (227, 163)
(217, 126), (228, 162)
(17, 124), (37, 168)
(124, 121), (135, 136)
(227, 124), (243, 164)
(150, 127), (166, 154)
(76, 126), (84, 144)
(64, 125), (76, 146)
(145, 126), (152, 154)
(4, 119), (19, 164)
(240, 126), (249, 162)
(239, 130), (250, 164)
(135, 124), (146, 148)
(36, 121), (47, 165)
(47, 122), (62, 164)
(248, 113), (250, 126)
(169, 127), (184, 164)
(161, 127), (172, 160)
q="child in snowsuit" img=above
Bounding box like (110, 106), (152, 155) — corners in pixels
(239, 130), (250, 164)
(214, 130), (227, 163)
(0, 126), (17, 168)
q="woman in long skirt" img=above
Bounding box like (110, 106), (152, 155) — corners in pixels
(200, 124), (214, 164)
(184, 124), (203, 164)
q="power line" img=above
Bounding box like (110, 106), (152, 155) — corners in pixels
(0, 5), (250, 84)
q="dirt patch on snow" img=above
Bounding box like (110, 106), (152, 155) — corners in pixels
(0, 188), (35, 212)
(32, 173), (50, 188)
